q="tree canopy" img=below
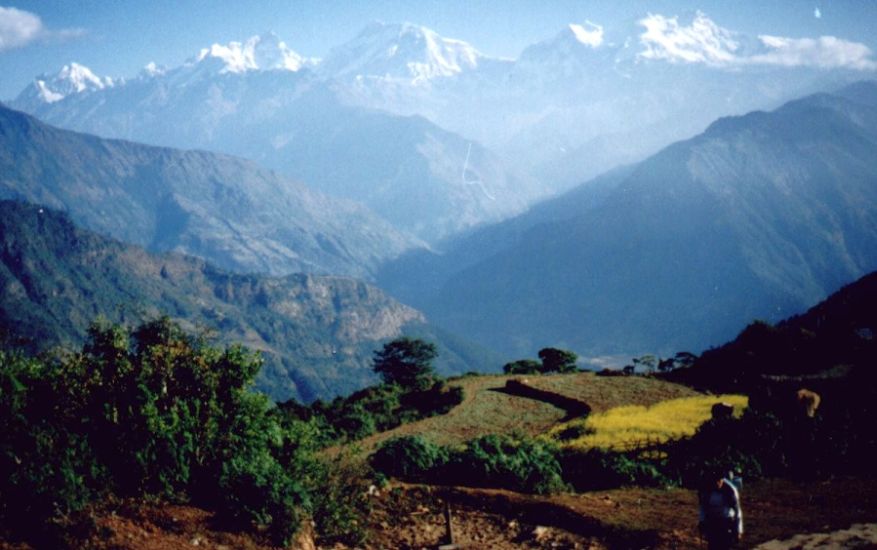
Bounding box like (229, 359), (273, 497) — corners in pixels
(538, 347), (579, 373)
(372, 337), (438, 390)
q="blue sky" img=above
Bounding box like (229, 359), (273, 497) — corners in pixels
(1, 0), (876, 100)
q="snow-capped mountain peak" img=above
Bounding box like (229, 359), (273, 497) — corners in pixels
(15, 62), (112, 107)
(514, 21), (614, 79)
(319, 21), (485, 83)
(57, 62), (112, 92)
(196, 32), (307, 73)
(568, 22), (604, 47)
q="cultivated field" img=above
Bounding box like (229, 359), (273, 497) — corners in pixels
(350, 372), (707, 453)
(547, 394), (748, 450)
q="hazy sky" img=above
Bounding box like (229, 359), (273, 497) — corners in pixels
(1, 0), (876, 100)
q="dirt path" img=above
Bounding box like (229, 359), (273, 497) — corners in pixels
(377, 478), (877, 549)
(754, 523), (877, 549)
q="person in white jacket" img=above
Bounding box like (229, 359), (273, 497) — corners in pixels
(698, 470), (743, 549)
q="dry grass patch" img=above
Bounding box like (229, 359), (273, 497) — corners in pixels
(524, 372), (701, 413)
(351, 375), (567, 452)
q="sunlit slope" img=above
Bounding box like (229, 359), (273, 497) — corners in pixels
(353, 372), (704, 452)
(547, 394), (748, 451)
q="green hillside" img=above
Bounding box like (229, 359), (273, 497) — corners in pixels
(0, 201), (496, 401)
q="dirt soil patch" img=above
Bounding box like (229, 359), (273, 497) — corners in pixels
(2, 478), (875, 549)
(360, 477), (877, 549)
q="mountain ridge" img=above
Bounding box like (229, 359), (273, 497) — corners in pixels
(12, 15), (870, 221)
(0, 102), (417, 278)
(0, 200), (494, 402)
(378, 82), (877, 360)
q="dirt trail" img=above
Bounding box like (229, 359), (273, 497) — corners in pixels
(381, 478), (877, 550)
(754, 523), (877, 549)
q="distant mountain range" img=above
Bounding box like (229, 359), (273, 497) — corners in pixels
(378, 82), (877, 361)
(0, 201), (494, 402)
(0, 103), (415, 278)
(9, 30), (538, 243)
(10, 15), (870, 236)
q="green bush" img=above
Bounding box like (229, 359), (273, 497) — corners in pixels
(371, 434), (567, 494)
(0, 318), (327, 546)
(371, 435), (448, 482)
(307, 451), (372, 547)
(281, 377), (464, 446)
(447, 435), (568, 494)
(0, 351), (104, 535)
(502, 359), (541, 374)
(558, 448), (670, 491)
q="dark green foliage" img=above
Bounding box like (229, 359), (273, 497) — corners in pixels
(558, 449), (670, 491)
(279, 378), (464, 445)
(672, 273), (877, 392)
(502, 359), (541, 374)
(371, 436), (449, 482)
(632, 354), (659, 374)
(275, 338), (463, 446)
(305, 452), (372, 547)
(0, 317), (369, 546)
(0, 351), (104, 537)
(371, 434), (567, 494)
(538, 348), (579, 373)
(372, 337), (438, 390)
(502, 348), (579, 375)
(447, 435), (568, 494)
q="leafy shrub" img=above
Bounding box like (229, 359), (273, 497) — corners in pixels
(446, 434), (568, 494)
(371, 435), (448, 482)
(0, 318), (328, 546)
(503, 359), (541, 374)
(217, 447), (307, 544)
(281, 378), (464, 446)
(371, 434), (567, 494)
(0, 351), (104, 535)
(558, 448), (670, 491)
(307, 451), (372, 547)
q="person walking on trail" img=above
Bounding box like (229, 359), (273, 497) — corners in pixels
(698, 470), (743, 549)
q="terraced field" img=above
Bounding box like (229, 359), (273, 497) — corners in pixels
(350, 372), (705, 453)
(523, 372), (700, 412)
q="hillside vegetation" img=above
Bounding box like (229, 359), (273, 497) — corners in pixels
(0, 201), (496, 402)
(0, 318), (371, 547)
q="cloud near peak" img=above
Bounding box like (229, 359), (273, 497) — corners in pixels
(752, 35), (877, 71)
(0, 5), (85, 52)
(638, 11), (738, 65)
(637, 11), (876, 71)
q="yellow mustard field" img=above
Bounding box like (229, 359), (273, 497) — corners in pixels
(546, 394), (748, 451)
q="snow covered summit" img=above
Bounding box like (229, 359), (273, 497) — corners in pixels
(195, 32), (310, 73)
(318, 22), (487, 83)
(15, 62), (113, 108)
